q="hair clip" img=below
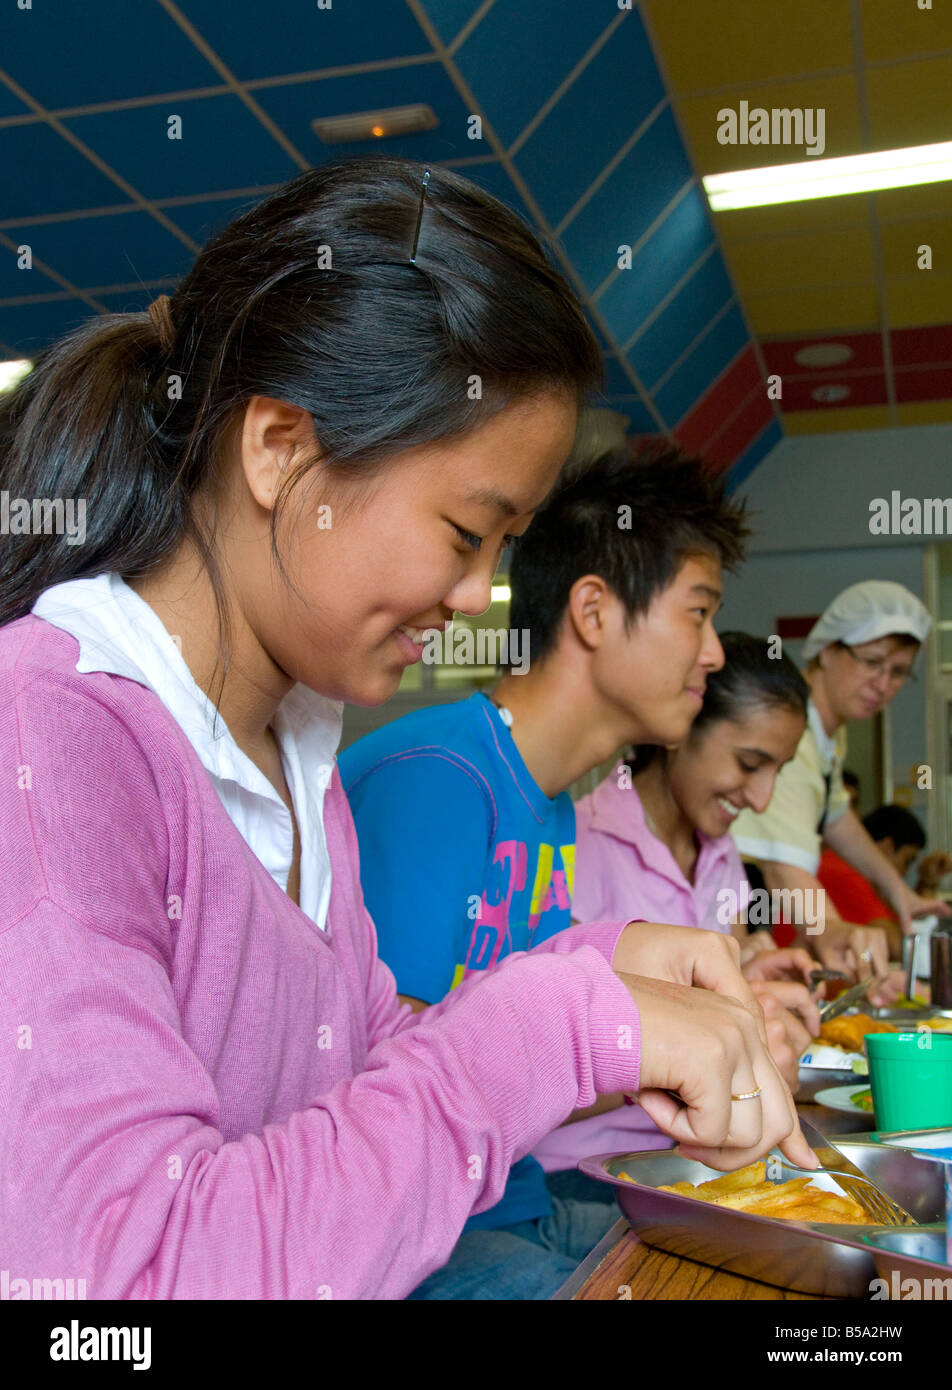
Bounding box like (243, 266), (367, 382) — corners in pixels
(409, 169), (431, 265)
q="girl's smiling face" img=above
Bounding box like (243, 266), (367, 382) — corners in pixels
(239, 390), (578, 705)
(666, 701), (806, 839)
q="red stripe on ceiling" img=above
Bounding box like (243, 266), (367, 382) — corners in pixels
(780, 372), (889, 412)
(762, 331), (883, 376)
(704, 390), (773, 466)
(894, 365), (952, 402)
(891, 325), (952, 369)
(673, 344), (761, 455)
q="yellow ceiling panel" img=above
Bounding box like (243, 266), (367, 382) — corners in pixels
(724, 228), (876, 295)
(897, 400), (952, 426)
(878, 272), (950, 326)
(783, 406), (892, 434)
(880, 217), (952, 277)
(717, 194), (872, 243)
(645, 0), (854, 91)
(677, 75), (862, 176)
(745, 284), (881, 335)
(877, 180), (952, 223)
(867, 56), (952, 150)
(884, 273), (952, 327)
(861, 0), (952, 62)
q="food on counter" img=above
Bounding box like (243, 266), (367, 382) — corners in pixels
(618, 1160), (868, 1224)
(818, 1014), (896, 1053)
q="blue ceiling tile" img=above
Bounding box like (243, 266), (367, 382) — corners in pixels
(0, 86), (30, 118)
(651, 304), (750, 426)
(177, 0), (429, 81)
(62, 97), (301, 201)
(513, 9), (665, 228)
(728, 418), (783, 491)
(418, 0), (487, 45)
(0, 297), (97, 356)
(629, 253), (734, 384)
(3, 124), (129, 218)
(0, 1), (219, 108)
(11, 211), (194, 290)
(0, 241), (67, 298)
(162, 191), (275, 246)
(595, 187), (712, 343)
(602, 354), (637, 397)
(94, 288), (164, 314)
(455, 0), (616, 148)
(559, 108), (694, 294)
(449, 160), (537, 227)
(255, 63), (469, 163)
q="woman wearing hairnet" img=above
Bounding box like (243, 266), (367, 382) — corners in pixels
(730, 582), (949, 1001)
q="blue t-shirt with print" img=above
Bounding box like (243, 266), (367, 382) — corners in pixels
(339, 692), (576, 1230)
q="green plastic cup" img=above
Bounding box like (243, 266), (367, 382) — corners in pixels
(865, 1032), (952, 1131)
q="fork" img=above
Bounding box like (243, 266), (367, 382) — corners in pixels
(775, 1157), (916, 1227)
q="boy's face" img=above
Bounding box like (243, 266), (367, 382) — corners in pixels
(876, 836), (920, 879)
(593, 552), (726, 746)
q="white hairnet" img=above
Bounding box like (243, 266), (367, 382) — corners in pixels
(802, 581), (931, 661)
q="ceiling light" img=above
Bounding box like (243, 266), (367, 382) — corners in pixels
(0, 359), (32, 393)
(810, 384), (851, 403)
(704, 140), (952, 210)
(312, 104), (438, 145)
(794, 343), (854, 368)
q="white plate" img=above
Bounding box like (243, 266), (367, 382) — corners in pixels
(813, 1083), (873, 1114)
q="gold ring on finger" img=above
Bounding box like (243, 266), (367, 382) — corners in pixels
(730, 1087), (763, 1101)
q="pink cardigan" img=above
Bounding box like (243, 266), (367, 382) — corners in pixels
(0, 616), (641, 1299)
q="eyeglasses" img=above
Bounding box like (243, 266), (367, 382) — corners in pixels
(838, 642), (918, 686)
(409, 168), (431, 264)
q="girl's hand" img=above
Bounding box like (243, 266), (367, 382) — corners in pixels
(617, 972), (817, 1172)
(742, 946), (817, 987)
(814, 923), (892, 1003)
(613, 921), (752, 997)
(888, 881), (951, 933)
(739, 930), (776, 967)
(748, 981), (820, 1090)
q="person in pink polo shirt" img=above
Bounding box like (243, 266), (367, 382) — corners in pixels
(534, 634), (822, 1194)
(0, 158), (813, 1302)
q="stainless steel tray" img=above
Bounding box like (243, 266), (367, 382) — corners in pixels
(579, 1138), (947, 1297)
(872, 1006), (952, 1023)
(863, 1229), (952, 1298)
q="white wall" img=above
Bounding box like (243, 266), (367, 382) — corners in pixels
(737, 424), (952, 555)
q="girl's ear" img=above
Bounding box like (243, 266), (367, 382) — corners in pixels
(239, 396), (316, 510)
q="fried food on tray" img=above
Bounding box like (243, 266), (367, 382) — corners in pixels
(618, 1160), (868, 1224)
(818, 1014), (896, 1053)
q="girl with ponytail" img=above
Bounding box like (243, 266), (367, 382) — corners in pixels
(0, 158), (811, 1301)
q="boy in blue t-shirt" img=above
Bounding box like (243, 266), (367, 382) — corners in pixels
(340, 446), (748, 1298)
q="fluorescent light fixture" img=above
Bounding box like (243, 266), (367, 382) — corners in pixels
(704, 139), (952, 210)
(491, 585), (511, 604)
(312, 104), (438, 145)
(0, 359), (32, 393)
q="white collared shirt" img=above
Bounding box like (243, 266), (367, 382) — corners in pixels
(32, 573), (342, 931)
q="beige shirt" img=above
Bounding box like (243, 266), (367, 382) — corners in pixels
(730, 699), (849, 875)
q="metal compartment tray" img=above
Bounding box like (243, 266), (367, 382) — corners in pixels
(579, 1139), (947, 1298)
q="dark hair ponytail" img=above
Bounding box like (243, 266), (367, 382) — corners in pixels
(0, 156), (602, 631)
(627, 631), (808, 772)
